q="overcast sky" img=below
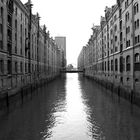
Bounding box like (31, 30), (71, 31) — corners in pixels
(21, 0), (116, 67)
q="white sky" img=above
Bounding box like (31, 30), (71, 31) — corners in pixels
(21, 0), (116, 67)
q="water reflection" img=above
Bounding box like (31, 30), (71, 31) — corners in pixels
(0, 74), (140, 140)
(45, 74), (89, 140)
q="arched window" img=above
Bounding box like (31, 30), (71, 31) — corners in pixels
(105, 61), (106, 71)
(134, 2), (139, 15)
(115, 59), (118, 71)
(7, 60), (12, 74)
(111, 60), (114, 71)
(125, 12), (129, 22)
(108, 60), (110, 71)
(126, 55), (131, 71)
(15, 61), (17, 73)
(134, 53), (140, 71)
(135, 53), (140, 63)
(120, 56), (123, 72)
(137, 19), (139, 28)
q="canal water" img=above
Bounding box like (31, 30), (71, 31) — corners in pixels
(0, 73), (140, 140)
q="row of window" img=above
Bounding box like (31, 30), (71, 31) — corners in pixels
(109, 2), (139, 28)
(0, 60), (56, 74)
(95, 53), (140, 72)
(125, 2), (139, 20)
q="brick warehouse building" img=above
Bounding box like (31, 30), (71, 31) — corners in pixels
(78, 0), (140, 103)
(0, 0), (64, 99)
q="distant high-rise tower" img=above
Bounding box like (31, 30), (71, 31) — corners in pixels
(55, 37), (67, 68)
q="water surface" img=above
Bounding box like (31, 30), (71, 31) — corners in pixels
(0, 73), (140, 140)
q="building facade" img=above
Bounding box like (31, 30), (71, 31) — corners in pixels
(0, 0), (64, 97)
(78, 0), (140, 98)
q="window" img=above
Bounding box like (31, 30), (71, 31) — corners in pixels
(135, 19), (139, 30)
(115, 36), (117, 42)
(125, 0), (129, 8)
(115, 59), (118, 71)
(125, 12), (129, 22)
(0, 60), (4, 73)
(115, 46), (118, 52)
(135, 36), (137, 44)
(137, 19), (139, 29)
(119, 9), (122, 18)
(126, 55), (131, 71)
(15, 62), (17, 73)
(105, 61), (106, 71)
(126, 40), (130, 47)
(120, 32), (123, 42)
(135, 53), (140, 63)
(0, 7), (3, 20)
(15, 7), (17, 16)
(0, 41), (2, 49)
(120, 56), (123, 72)
(20, 62), (23, 73)
(111, 39), (113, 44)
(134, 53), (140, 71)
(0, 23), (2, 34)
(7, 15), (12, 27)
(15, 33), (17, 53)
(135, 35), (140, 44)
(108, 60), (110, 71)
(20, 24), (22, 35)
(111, 60), (114, 71)
(7, 60), (12, 74)
(15, 20), (17, 31)
(134, 2), (139, 15)
(114, 25), (117, 32)
(126, 26), (130, 34)
(21, 13), (22, 21)
(120, 20), (122, 30)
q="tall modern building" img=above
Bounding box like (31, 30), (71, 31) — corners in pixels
(55, 36), (67, 69)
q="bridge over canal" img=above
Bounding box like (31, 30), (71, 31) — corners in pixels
(61, 69), (84, 73)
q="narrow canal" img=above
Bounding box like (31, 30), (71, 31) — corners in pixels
(0, 73), (140, 140)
